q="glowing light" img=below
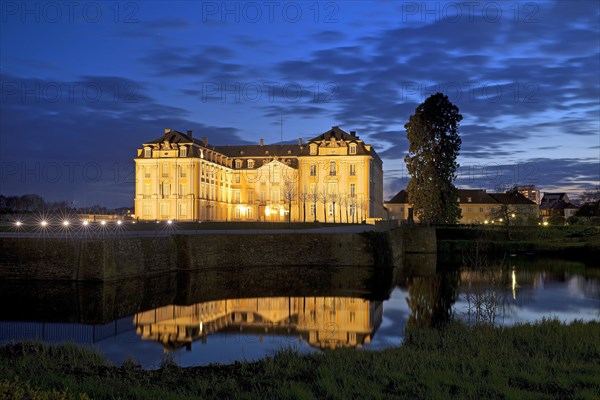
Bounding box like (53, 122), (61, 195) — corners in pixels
(117, 220), (122, 225)
(511, 213), (516, 218)
(484, 220), (488, 224)
(499, 218), (503, 222)
(542, 221), (548, 226)
(100, 220), (106, 226)
(167, 220), (172, 224)
(62, 220), (70, 226)
(512, 270), (517, 300)
(279, 208), (284, 216)
(15, 221), (22, 227)
(41, 220), (48, 227)
(82, 220), (89, 226)
(265, 207), (271, 217)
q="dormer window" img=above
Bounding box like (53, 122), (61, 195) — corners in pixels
(349, 143), (357, 155)
(247, 159), (255, 168)
(235, 160), (242, 168)
(467, 197), (472, 203)
(179, 146), (187, 157)
(309, 144), (317, 155)
(144, 147), (152, 157)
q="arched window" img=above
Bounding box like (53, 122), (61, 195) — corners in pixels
(329, 161), (336, 176)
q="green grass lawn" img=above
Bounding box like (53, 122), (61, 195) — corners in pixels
(1, 320), (599, 399)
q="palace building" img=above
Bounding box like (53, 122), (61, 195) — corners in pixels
(134, 127), (384, 222)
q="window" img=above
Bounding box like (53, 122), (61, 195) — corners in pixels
(310, 204), (316, 216)
(143, 203), (151, 216)
(162, 182), (170, 196)
(180, 184), (187, 196)
(467, 207), (472, 213)
(248, 159), (254, 168)
(179, 204), (187, 216)
(310, 144), (317, 155)
(247, 191), (253, 203)
(349, 164), (356, 176)
(180, 168), (186, 177)
(144, 148), (152, 157)
(235, 208), (241, 219)
(144, 168), (150, 178)
(350, 184), (356, 197)
(467, 197), (472, 202)
(349, 204), (356, 216)
(329, 161), (336, 176)
(144, 184), (150, 196)
(234, 191), (241, 203)
(310, 183), (317, 194)
(479, 207), (484, 213)
(247, 208), (253, 219)
(180, 147), (187, 157)
(310, 164), (316, 176)
(160, 203), (168, 217)
(272, 189), (279, 202)
(349, 311), (356, 323)
(162, 164), (168, 177)
(349, 143), (357, 155)
(273, 173), (280, 183)
(234, 173), (241, 183)
(235, 160), (242, 168)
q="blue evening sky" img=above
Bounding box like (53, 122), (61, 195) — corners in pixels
(1, 0), (598, 207)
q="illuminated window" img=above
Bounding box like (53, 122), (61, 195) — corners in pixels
(160, 203), (168, 217)
(143, 203), (151, 216)
(235, 208), (241, 219)
(349, 143), (357, 155)
(349, 164), (356, 176)
(329, 162), (336, 176)
(144, 184), (150, 196)
(180, 146), (187, 157)
(310, 144), (317, 155)
(235, 173), (241, 183)
(310, 204), (316, 216)
(350, 184), (356, 197)
(162, 164), (168, 177)
(235, 160), (242, 168)
(248, 191), (253, 203)
(179, 204), (187, 216)
(162, 182), (170, 196)
(247, 208), (253, 219)
(248, 159), (254, 168)
(310, 164), (316, 176)
(234, 191), (241, 203)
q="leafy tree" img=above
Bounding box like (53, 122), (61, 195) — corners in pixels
(404, 93), (462, 224)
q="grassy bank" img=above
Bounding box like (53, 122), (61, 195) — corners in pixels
(1, 320), (599, 399)
(437, 226), (600, 258)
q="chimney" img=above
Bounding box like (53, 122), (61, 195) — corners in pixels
(164, 128), (171, 134)
(187, 130), (193, 138)
(298, 138), (302, 146)
(332, 126), (338, 129)
(260, 138), (264, 146)
(202, 136), (208, 146)
(350, 131), (356, 137)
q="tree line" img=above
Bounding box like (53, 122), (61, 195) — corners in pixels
(0, 194), (115, 215)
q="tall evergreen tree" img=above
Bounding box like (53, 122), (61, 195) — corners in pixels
(404, 93), (462, 224)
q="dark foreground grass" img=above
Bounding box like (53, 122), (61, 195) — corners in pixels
(1, 320), (599, 400)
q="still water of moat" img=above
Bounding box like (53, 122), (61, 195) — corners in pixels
(0, 254), (598, 369)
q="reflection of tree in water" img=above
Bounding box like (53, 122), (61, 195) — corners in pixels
(406, 271), (460, 330)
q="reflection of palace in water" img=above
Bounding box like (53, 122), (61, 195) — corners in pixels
(135, 297), (383, 351)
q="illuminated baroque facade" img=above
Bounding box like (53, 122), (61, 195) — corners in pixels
(134, 127), (384, 222)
